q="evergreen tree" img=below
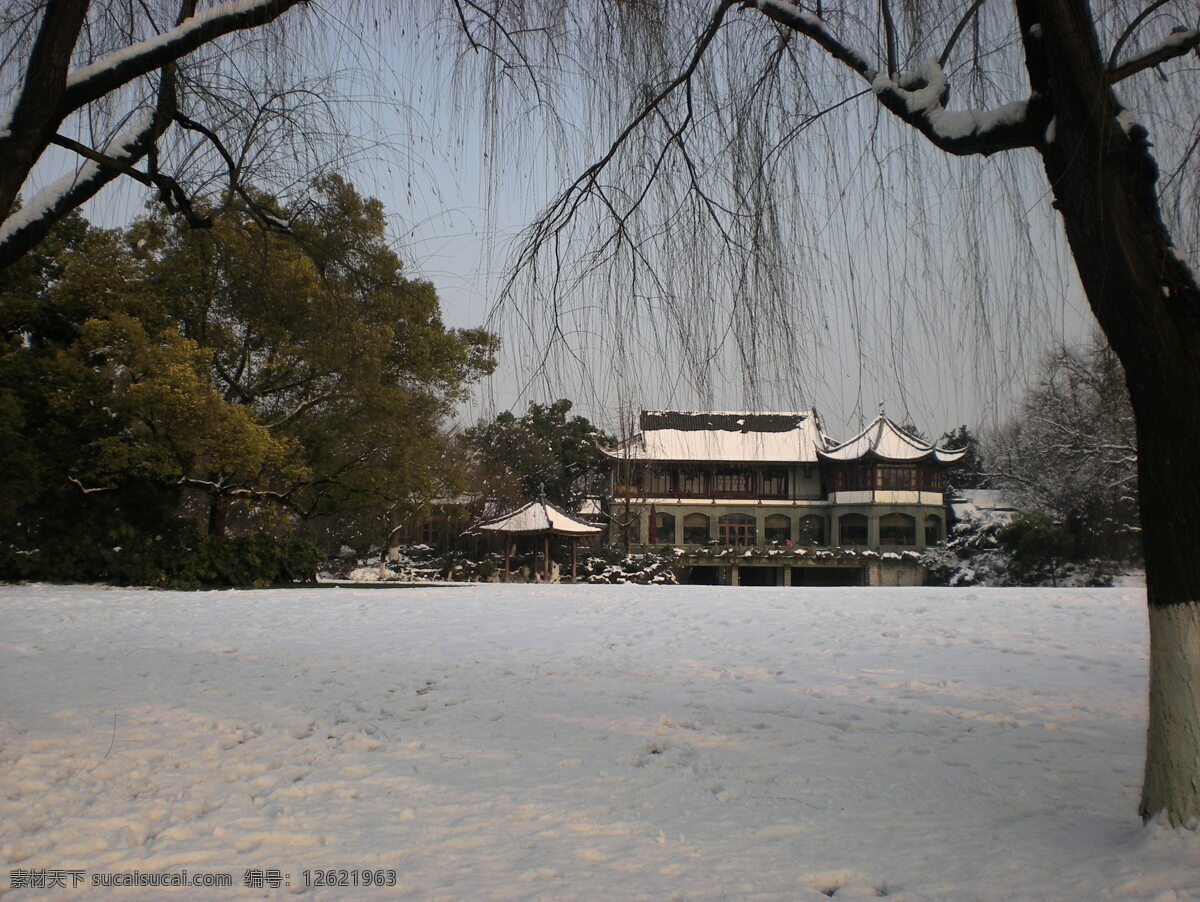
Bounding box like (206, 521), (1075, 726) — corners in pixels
(939, 425), (988, 496)
(0, 179), (497, 581)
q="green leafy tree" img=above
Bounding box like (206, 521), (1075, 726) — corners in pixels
(0, 179), (496, 579)
(131, 176), (498, 542)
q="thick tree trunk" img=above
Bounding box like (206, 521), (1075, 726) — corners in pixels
(1144, 603), (1200, 822)
(1020, 1), (1200, 824)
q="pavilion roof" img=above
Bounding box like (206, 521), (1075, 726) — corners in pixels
(473, 498), (602, 537)
(818, 414), (966, 464)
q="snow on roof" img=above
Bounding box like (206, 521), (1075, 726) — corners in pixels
(818, 414), (966, 464)
(602, 410), (828, 463)
(602, 409), (966, 466)
(474, 499), (602, 536)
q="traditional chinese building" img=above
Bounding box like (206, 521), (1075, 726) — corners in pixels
(600, 410), (965, 586)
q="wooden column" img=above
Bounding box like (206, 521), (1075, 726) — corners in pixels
(504, 542), (510, 582)
(571, 537), (578, 582)
(544, 535), (550, 581)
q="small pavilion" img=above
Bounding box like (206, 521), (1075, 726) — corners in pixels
(474, 498), (602, 582)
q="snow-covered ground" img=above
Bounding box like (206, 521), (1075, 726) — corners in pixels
(1, 583), (1197, 901)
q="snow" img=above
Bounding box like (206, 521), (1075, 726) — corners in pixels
(1, 583), (1194, 899)
(614, 426), (824, 463)
(872, 60), (1029, 144)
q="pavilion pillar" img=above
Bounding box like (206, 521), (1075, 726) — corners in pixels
(571, 537), (578, 582)
(544, 535), (551, 581)
(504, 542), (511, 582)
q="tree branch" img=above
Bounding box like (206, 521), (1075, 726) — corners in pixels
(0, 0), (89, 219)
(0, 112), (162, 270)
(60, 0), (306, 118)
(1108, 27), (1200, 83)
(939, 0), (988, 69)
(50, 133), (210, 229)
(1107, 0), (1173, 74)
(879, 0), (899, 78)
(748, 0), (1042, 156)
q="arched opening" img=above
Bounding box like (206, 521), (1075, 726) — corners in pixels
(839, 513), (868, 546)
(798, 514), (825, 546)
(683, 512), (711, 544)
(764, 514), (791, 544)
(719, 513), (756, 546)
(879, 513), (916, 546)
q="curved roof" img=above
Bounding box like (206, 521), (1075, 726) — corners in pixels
(818, 414), (966, 464)
(474, 499), (602, 537)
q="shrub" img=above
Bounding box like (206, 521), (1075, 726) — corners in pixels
(0, 522), (320, 589)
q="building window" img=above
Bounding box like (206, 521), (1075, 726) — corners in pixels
(879, 513), (916, 546)
(918, 468), (944, 492)
(839, 513), (868, 546)
(719, 513), (756, 546)
(714, 468), (753, 496)
(654, 512), (676, 544)
(924, 514), (942, 545)
(683, 513), (711, 544)
(764, 514), (790, 544)
(613, 464), (643, 497)
(798, 514), (825, 546)
(833, 463), (872, 491)
(877, 465), (918, 490)
(762, 469), (789, 498)
(646, 468), (673, 495)
(679, 468), (708, 496)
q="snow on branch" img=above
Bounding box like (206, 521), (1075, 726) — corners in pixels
(0, 109), (157, 257)
(750, 0), (1041, 156)
(1108, 28), (1200, 83)
(61, 0), (304, 115)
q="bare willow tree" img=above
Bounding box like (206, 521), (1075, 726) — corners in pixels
(0, 0), (361, 269)
(447, 1), (1200, 824)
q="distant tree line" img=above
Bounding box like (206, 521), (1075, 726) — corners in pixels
(461, 399), (613, 512)
(0, 177), (496, 587)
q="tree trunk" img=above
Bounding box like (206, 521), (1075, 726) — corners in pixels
(1144, 602), (1200, 823)
(1021, 1), (1200, 824)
